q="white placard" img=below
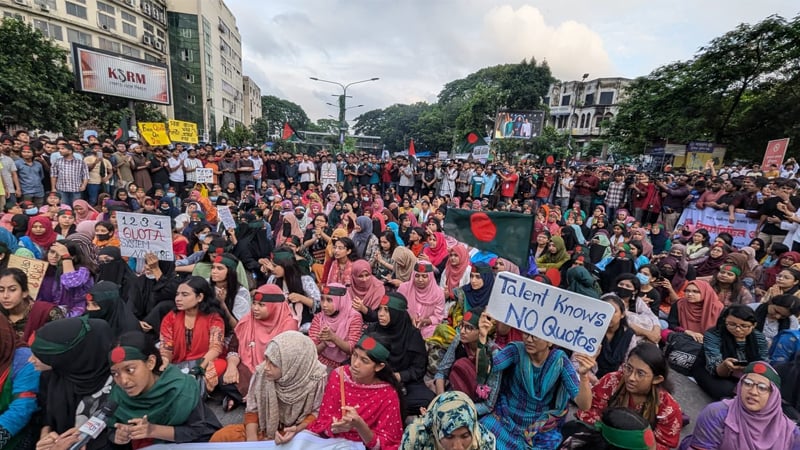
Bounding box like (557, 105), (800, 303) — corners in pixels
(216, 206), (237, 231)
(486, 271), (614, 355)
(195, 168), (214, 184)
(117, 212), (174, 261)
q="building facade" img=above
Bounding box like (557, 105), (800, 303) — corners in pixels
(242, 75), (261, 127)
(544, 77), (632, 148)
(166, 0), (243, 143)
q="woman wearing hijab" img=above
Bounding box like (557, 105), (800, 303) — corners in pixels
(449, 263), (495, 329)
(398, 261), (446, 339)
(96, 246), (137, 303)
(37, 239), (94, 318)
(587, 232), (613, 265)
(31, 317), (113, 449)
(71, 200), (99, 224)
(19, 215), (57, 260)
(0, 317), (39, 449)
(423, 231), (449, 274)
(232, 213), (273, 285)
(401, 391), (496, 450)
(537, 236), (571, 270)
(350, 215), (379, 265)
(84, 280), (141, 338)
(129, 254), (180, 336)
(566, 256), (601, 299)
(9, 214), (27, 239)
(211, 331), (328, 443)
(680, 361), (800, 450)
(653, 253), (690, 316)
(349, 259), (386, 320)
(310, 284), (363, 370)
(664, 279), (724, 343)
(739, 246), (763, 287)
(695, 243), (730, 278)
(388, 246), (418, 288)
(440, 244), (471, 304)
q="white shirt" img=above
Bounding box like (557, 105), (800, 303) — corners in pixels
(168, 157), (185, 182)
(298, 160), (315, 182)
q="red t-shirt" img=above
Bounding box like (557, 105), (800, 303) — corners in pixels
(501, 173), (518, 198)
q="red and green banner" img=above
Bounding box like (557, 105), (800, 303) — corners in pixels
(281, 122), (303, 142)
(457, 131), (487, 154)
(443, 209), (533, 268)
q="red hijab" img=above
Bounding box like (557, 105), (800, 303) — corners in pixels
(235, 284), (298, 372)
(444, 244), (470, 296)
(676, 280), (724, 333)
(26, 215), (58, 250)
(424, 231), (449, 266)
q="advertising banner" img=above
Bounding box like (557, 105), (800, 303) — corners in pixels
(72, 44), (170, 105)
(676, 207), (760, 249)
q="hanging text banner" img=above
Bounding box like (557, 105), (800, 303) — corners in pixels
(676, 207), (759, 249)
(137, 122), (171, 146)
(8, 255), (48, 299)
(486, 271), (614, 354)
(168, 120), (199, 144)
(117, 212), (174, 260)
(761, 138), (790, 172)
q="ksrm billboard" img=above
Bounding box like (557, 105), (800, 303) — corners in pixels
(72, 44), (171, 105)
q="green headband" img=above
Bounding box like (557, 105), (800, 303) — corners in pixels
(109, 345), (148, 364)
(357, 335), (390, 363)
(379, 293), (407, 311)
(745, 361), (781, 388)
(719, 264), (741, 277)
(595, 421), (656, 450)
(462, 308), (483, 328)
(212, 254), (238, 270)
(31, 316), (90, 356)
(253, 292), (285, 303)
(272, 251), (295, 263)
(321, 285), (347, 297)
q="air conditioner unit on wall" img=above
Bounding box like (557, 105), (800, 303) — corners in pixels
(40, 4), (50, 12)
(14, 0), (30, 7)
(142, 35), (152, 45)
(154, 41), (164, 52)
(124, 0), (135, 6)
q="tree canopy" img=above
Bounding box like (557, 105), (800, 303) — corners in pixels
(260, 95), (311, 136)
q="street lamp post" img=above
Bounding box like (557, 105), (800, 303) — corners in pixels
(310, 77), (379, 151)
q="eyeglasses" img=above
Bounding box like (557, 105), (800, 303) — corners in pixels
(742, 377), (771, 394)
(460, 323), (476, 332)
(725, 322), (753, 331)
(622, 363), (652, 380)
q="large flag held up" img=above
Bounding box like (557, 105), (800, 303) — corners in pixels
(443, 209), (533, 268)
(457, 131), (488, 154)
(281, 122), (303, 142)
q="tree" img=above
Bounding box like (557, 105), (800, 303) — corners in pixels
(0, 18), (83, 133)
(260, 95), (311, 136)
(77, 95), (165, 136)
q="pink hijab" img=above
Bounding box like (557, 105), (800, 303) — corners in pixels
(397, 261), (445, 339)
(235, 284), (299, 372)
(348, 260), (385, 310)
(317, 283), (358, 363)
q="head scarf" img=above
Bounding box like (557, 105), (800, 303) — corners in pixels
(84, 281), (140, 337)
(0, 317), (23, 381)
(235, 284), (299, 372)
(349, 260), (386, 310)
(658, 255), (687, 292)
(728, 251), (762, 282)
(31, 317), (112, 433)
(401, 391), (496, 450)
(326, 228), (349, 258)
(386, 221), (405, 246)
(71, 200), (99, 223)
(74, 220), (98, 240)
(676, 280), (724, 333)
(631, 230), (654, 258)
(589, 233), (612, 263)
(444, 244), (470, 295)
(694, 244), (729, 277)
(739, 246), (760, 271)
(392, 246), (417, 282)
(252, 331), (327, 439)
(539, 236), (570, 265)
(318, 283), (358, 362)
(351, 216), (374, 258)
(398, 263), (445, 308)
(10, 214), (28, 238)
(324, 192), (340, 216)
(97, 246), (133, 288)
(424, 231), (449, 266)
(26, 215), (58, 250)
(372, 293), (424, 371)
(719, 362), (796, 450)
(495, 257), (520, 275)
(462, 263), (495, 310)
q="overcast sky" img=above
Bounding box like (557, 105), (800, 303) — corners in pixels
(226, 0), (797, 123)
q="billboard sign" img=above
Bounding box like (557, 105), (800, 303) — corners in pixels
(493, 109), (544, 139)
(72, 44), (171, 105)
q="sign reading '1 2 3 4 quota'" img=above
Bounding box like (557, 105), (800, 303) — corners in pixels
(117, 212), (174, 261)
(486, 271), (614, 355)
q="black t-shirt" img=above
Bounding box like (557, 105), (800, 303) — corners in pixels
(760, 197), (789, 235)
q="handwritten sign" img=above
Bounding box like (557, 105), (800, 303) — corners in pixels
(195, 168), (214, 184)
(137, 122), (171, 146)
(7, 255), (47, 299)
(117, 212), (174, 261)
(486, 271), (614, 354)
(168, 120), (199, 144)
(217, 206), (237, 231)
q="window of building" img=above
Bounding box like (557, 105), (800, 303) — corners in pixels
(121, 11), (136, 23)
(72, 0), (85, 3)
(33, 20), (63, 41)
(181, 49), (193, 61)
(144, 53), (159, 62)
(599, 91), (614, 105)
(39, 0), (57, 10)
(584, 93), (595, 106)
(561, 95), (571, 107)
(65, 2), (87, 19)
(156, 29), (165, 39)
(179, 28), (193, 38)
(97, 2), (114, 14)
(121, 44), (140, 58)
(98, 13), (116, 31)
(187, 95), (196, 105)
(67, 28), (91, 46)
(184, 72), (195, 83)
(143, 22), (154, 33)
(122, 22), (136, 37)
(98, 37), (120, 53)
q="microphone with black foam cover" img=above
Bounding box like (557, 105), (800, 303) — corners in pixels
(68, 400), (118, 450)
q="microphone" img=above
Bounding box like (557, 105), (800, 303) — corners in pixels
(68, 400), (118, 450)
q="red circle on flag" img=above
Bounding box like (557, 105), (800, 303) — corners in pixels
(469, 213), (497, 242)
(361, 336), (377, 350)
(753, 362), (767, 374)
(110, 346), (126, 364)
(643, 429), (656, 447)
(464, 311), (473, 322)
(546, 155), (555, 165)
(467, 133), (479, 144)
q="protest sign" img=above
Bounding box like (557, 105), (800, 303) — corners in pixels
(117, 212), (174, 260)
(137, 122), (171, 146)
(216, 206), (237, 231)
(195, 168), (214, 184)
(168, 120), (199, 144)
(486, 271), (614, 355)
(761, 138), (790, 172)
(7, 255), (47, 299)
(676, 206), (759, 249)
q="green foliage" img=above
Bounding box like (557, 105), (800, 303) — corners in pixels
(250, 117), (271, 142)
(217, 120), (253, 147)
(608, 14), (800, 161)
(260, 95), (310, 135)
(77, 95), (165, 136)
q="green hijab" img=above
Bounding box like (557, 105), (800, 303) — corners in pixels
(108, 364), (199, 427)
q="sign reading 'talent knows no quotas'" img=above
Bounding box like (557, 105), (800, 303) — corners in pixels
(486, 271), (615, 355)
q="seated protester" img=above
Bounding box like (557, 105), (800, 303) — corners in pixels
(406, 227), (428, 258)
(211, 331), (327, 443)
(397, 261), (446, 340)
(31, 317), (113, 450)
(423, 231), (450, 280)
(189, 237), (252, 289)
(208, 252), (251, 329)
(351, 216), (380, 265)
(587, 232), (613, 265)
(0, 267), (63, 343)
(387, 246), (417, 288)
(574, 343), (683, 450)
(37, 239), (95, 317)
(0, 317), (39, 449)
(759, 250), (800, 293)
(367, 292), (435, 416)
(537, 236), (571, 271)
(752, 294), (799, 348)
(305, 335), (404, 449)
(129, 252), (181, 336)
(680, 362), (800, 450)
(693, 243), (729, 278)
(691, 305), (769, 400)
(627, 240), (650, 270)
(159, 276), (228, 394)
(560, 407), (659, 450)
(19, 215), (57, 260)
(84, 280), (141, 338)
(566, 255), (601, 299)
(447, 263), (495, 330)
(478, 327), (596, 449)
(264, 247), (321, 334)
(637, 264), (662, 316)
(614, 274), (661, 343)
(96, 246), (137, 304)
(92, 220), (120, 250)
(739, 246), (764, 291)
(686, 229), (711, 263)
(595, 246), (636, 293)
(349, 259), (386, 321)
(439, 244), (472, 306)
(433, 308), (497, 415)
(323, 236), (358, 287)
(664, 280), (724, 343)
(53, 209), (76, 238)
(593, 294), (640, 379)
(310, 284), (364, 371)
(401, 391), (496, 450)
(653, 253), (690, 319)
(232, 213), (274, 285)
(761, 267), (800, 305)
(710, 263), (753, 306)
(107, 331), (222, 448)
(221, 284), (298, 411)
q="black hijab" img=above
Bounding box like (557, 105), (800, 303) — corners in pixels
(85, 280), (141, 337)
(11, 214), (28, 238)
(367, 298), (425, 374)
(96, 246), (136, 302)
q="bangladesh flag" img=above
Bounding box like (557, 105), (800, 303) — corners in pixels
(281, 122), (303, 142)
(457, 131), (487, 154)
(443, 209), (533, 268)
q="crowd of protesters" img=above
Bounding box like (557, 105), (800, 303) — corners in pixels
(0, 129), (799, 449)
